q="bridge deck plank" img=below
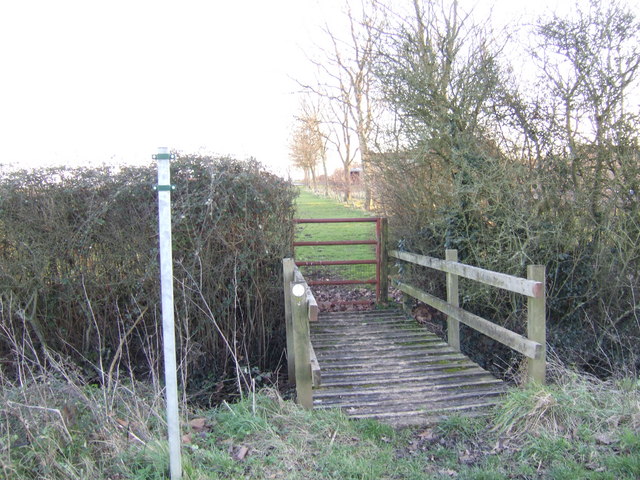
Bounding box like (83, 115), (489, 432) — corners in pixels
(310, 309), (507, 427)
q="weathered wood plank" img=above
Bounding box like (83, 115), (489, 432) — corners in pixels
(314, 342), (445, 354)
(320, 367), (479, 384)
(309, 309), (508, 426)
(315, 384), (506, 411)
(291, 282), (312, 409)
(390, 250), (544, 298)
(307, 290), (318, 323)
(319, 310), (407, 317)
(314, 385), (505, 410)
(312, 334), (441, 344)
(527, 265), (547, 384)
(315, 346), (452, 360)
(292, 265), (318, 322)
(314, 346), (459, 363)
(379, 217), (389, 302)
(312, 332), (444, 344)
(317, 354), (470, 371)
(347, 400), (502, 422)
(312, 316), (424, 325)
(320, 361), (479, 378)
(309, 344), (321, 387)
(282, 258), (295, 383)
(318, 368), (499, 388)
(311, 325), (438, 336)
(318, 311), (409, 320)
(313, 334), (442, 345)
(446, 249), (460, 350)
(396, 281), (542, 359)
(312, 377), (503, 399)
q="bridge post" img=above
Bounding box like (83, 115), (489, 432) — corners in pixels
(282, 258), (296, 384)
(527, 265), (546, 384)
(291, 282), (313, 409)
(446, 249), (460, 351)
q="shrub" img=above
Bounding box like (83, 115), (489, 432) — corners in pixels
(0, 155), (297, 396)
(374, 148), (640, 377)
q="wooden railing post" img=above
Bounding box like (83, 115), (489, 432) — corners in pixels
(446, 249), (460, 351)
(379, 218), (389, 304)
(527, 265), (546, 384)
(291, 282), (313, 409)
(282, 258), (296, 384)
(402, 261), (413, 313)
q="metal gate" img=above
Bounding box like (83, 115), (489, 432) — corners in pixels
(293, 217), (388, 303)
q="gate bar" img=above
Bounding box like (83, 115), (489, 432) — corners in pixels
(294, 217), (378, 223)
(308, 279), (377, 286)
(294, 240), (378, 246)
(295, 260), (377, 267)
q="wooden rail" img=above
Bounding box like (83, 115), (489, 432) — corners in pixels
(390, 249), (546, 384)
(282, 258), (320, 409)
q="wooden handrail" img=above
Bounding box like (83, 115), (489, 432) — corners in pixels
(391, 249), (546, 384)
(396, 281), (542, 359)
(293, 265), (319, 322)
(390, 250), (544, 298)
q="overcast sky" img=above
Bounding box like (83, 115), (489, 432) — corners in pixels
(0, 0), (332, 174)
(1, 0), (631, 176)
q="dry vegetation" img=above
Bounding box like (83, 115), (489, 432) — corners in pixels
(0, 156), (297, 399)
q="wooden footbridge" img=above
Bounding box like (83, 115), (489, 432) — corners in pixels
(310, 309), (507, 427)
(284, 219), (546, 427)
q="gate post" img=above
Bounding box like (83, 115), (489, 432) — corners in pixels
(282, 258), (296, 384)
(379, 218), (389, 303)
(445, 249), (460, 351)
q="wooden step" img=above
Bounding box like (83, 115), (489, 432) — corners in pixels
(320, 361), (480, 380)
(317, 387), (505, 412)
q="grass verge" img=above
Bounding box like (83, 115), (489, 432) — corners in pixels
(3, 361), (638, 479)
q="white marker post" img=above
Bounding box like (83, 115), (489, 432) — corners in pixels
(155, 147), (182, 479)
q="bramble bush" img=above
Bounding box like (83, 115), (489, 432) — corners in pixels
(372, 148), (640, 377)
(0, 155), (296, 398)
(362, 0), (640, 378)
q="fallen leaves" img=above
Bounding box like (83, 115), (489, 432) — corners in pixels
(417, 428), (438, 442)
(181, 416), (251, 461)
(233, 445), (249, 461)
(112, 416), (147, 445)
(594, 432), (617, 446)
(189, 417), (208, 432)
(182, 417), (212, 446)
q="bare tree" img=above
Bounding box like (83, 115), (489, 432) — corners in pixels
(289, 101), (326, 190)
(531, 0), (640, 224)
(375, 0), (504, 161)
(323, 76), (359, 201)
(301, 0), (384, 209)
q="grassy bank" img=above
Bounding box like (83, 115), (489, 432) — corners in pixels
(2, 362), (639, 479)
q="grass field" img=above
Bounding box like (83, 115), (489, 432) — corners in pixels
(294, 188), (378, 281)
